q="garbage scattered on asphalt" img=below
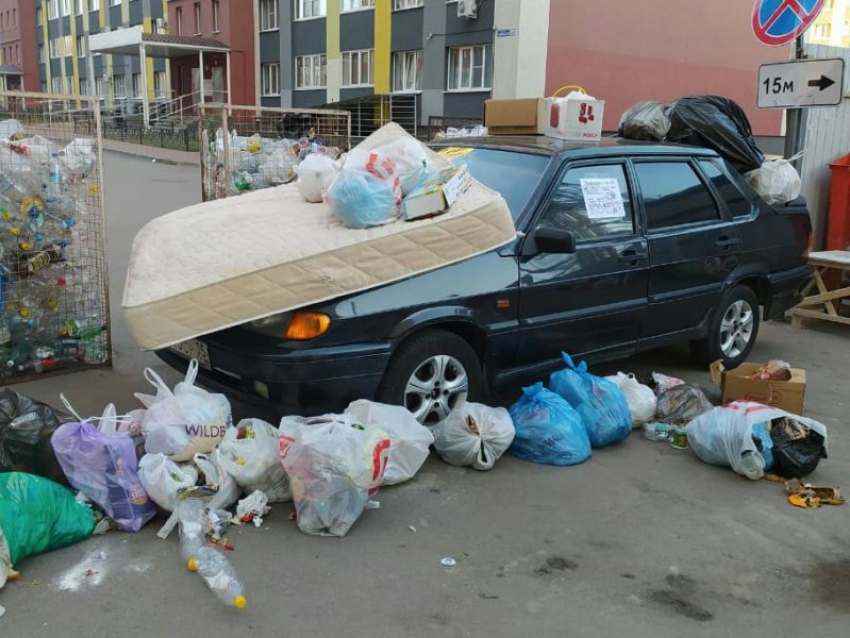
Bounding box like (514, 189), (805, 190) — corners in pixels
(235, 491), (270, 528)
(784, 480), (844, 509)
(441, 557), (457, 567)
(669, 428), (689, 450)
(432, 402), (514, 471)
(643, 421), (672, 442)
(655, 383), (713, 426)
(408, 525), (417, 533)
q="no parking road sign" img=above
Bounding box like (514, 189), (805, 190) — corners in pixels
(752, 0), (827, 47)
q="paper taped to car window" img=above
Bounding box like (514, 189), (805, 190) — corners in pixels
(580, 178), (626, 219)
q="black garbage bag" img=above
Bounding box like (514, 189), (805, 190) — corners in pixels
(666, 96), (765, 174)
(0, 388), (71, 485)
(769, 416), (827, 479)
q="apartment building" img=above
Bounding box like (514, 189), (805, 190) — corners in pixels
(0, 0), (38, 91)
(35, 0), (169, 112)
(809, 0), (850, 47)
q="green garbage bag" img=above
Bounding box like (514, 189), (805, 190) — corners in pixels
(0, 472), (96, 579)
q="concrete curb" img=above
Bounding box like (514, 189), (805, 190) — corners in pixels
(101, 139), (201, 166)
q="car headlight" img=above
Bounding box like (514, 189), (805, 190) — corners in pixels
(247, 311), (331, 340)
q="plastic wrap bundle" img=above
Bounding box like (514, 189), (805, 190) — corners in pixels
(655, 384), (713, 425)
(51, 419), (156, 532)
(431, 402), (515, 471)
(509, 383), (591, 466)
(218, 418), (291, 502)
(618, 101), (670, 141)
(177, 499), (247, 609)
(666, 96), (765, 174)
(279, 415), (390, 537)
(297, 153), (339, 203)
(136, 360), (231, 462)
(745, 156), (802, 206)
(325, 148), (402, 229)
(549, 353), (632, 448)
(686, 402), (828, 480)
(344, 400), (433, 485)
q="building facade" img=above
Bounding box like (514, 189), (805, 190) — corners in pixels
(0, 0), (39, 91)
(809, 0), (850, 47)
(167, 0), (256, 106)
(257, 0), (549, 124)
(35, 0), (169, 111)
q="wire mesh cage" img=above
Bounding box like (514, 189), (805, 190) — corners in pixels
(199, 104), (351, 201)
(0, 91), (111, 383)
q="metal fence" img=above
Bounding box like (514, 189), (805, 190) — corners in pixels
(199, 103), (351, 201)
(427, 115), (485, 141)
(325, 94), (418, 142)
(0, 91), (111, 383)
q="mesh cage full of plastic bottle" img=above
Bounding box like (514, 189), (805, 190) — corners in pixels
(0, 91), (111, 383)
(199, 103), (351, 202)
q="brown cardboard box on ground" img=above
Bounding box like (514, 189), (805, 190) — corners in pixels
(710, 361), (806, 415)
(484, 98), (548, 135)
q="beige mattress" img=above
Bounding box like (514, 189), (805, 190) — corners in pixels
(123, 151), (515, 351)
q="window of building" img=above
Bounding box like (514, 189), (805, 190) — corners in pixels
(542, 164), (635, 240)
(38, 44), (46, 64)
(63, 35), (73, 57)
(77, 35), (86, 57)
(213, 0), (220, 32)
(49, 39), (59, 59)
(635, 162), (720, 230)
(698, 159), (757, 218)
(342, 49), (374, 87)
(154, 70), (167, 98)
(394, 0), (423, 9)
(96, 76), (105, 99)
(175, 7), (183, 35)
(113, 74), (126, 98)
(295, 0), (326, 20)
(342, 0), (374, 12)
(132, 73), (141, 98)
(79, 77), (88, 95)
(41, 81), (47, 93)
(261, 62), (280, 96)
(36, 6), (43, 26)
(51, 76), (63, 94)
(61, 0), (70, 17)
(47, 0), (58, 20)
(74, 0), (83, 15)
(194, 3), (201, 35)
(392, 50), (422, 92)
(260, 0), (278, 30)
(91, 0), (100, 10)
(295, 53), (327, 89)
(447, 44), (492, 91)
(109, 0), (121, 7)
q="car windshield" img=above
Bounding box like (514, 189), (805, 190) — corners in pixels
(436, 147), (550, 220)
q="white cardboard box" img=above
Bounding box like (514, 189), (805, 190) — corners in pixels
(545, 97), (605, 141)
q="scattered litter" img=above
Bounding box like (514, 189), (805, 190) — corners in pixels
(53, 549), (108, 592)
(643, 422), (671, 442)
(441, 557), (457, 567)
(669, 428), (689, 450)
(0, 603), (5, 618)
(365, 500), (381, 511)
(235, 490), (270, 528)
(408, 525), (417, 533)
(785, 481), (844, 509)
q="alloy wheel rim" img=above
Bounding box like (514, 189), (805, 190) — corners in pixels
(404, 355), (469, 425)
(719, 299), (755, 358)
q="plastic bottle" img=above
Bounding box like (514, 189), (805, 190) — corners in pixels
(0, 173), (26, 202)
(48, 153), (63, 198)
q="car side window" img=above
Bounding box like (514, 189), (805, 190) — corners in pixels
(635, 162), (720, 231)
(698, 159), (756, 218)
(540, 164), (634, 241)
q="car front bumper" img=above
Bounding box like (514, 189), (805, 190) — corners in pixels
(156, 336), (393, 419)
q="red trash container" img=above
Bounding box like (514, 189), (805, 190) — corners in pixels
(828, 154), (850, 251)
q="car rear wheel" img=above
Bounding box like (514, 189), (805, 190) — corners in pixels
(691, 285), (760, 368)
(377, 329), (484, 426)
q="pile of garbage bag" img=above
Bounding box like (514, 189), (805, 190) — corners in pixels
(0, 119), (109, 379)
(432, 402), (514, 471)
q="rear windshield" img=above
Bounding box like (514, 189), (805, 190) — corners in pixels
(435, 147), (549, 220)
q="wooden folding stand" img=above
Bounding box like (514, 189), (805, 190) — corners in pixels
(790, 251), (850, 328)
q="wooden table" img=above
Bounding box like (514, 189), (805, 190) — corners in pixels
(790, 251), (850, 328)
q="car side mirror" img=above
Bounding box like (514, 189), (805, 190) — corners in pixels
(534, 224), (576, 254)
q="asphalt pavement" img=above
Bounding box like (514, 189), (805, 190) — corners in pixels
(2, 152), (849, 637)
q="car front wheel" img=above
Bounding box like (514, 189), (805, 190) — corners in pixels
(377, 329), (484, 426)
(692, 285), (760, 368)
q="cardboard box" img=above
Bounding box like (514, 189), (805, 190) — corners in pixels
(401, 167), (471, 221)
(710, 361), (806, 415)
(484, 98), (548, 135)
(545, 96), (605, 141)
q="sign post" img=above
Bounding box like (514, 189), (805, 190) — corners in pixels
(757, 58), (845, 109)
(752, 0), (827, 47)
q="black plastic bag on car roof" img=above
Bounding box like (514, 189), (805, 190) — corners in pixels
(0, 388), (71, 486)
(665, 96), (765, 174)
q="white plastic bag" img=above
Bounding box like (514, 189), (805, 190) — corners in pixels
(279, 415), (390, 537)
(373, 137), (445, 196)
(745, 156), (802, 206)
(96, 403), (146, 459)
(218, 419), (291, 502)
(344, 399), (434, 485)
(0, 118), (23, 140)
(686, 401), (829, 480)
(618, 101), (670, 141)
(604, 372), (657, 427)
(138, 453), (199, 512)
(432, 403), (515, 471)
(297, 153), (339, 202)
(137, 360), (231, 462)
(193, 450), (240, 510)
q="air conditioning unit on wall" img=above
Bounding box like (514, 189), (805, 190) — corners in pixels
(458, 0), (478, 20)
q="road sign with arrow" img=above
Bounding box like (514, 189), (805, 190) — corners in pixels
(757, 57), (845, 109)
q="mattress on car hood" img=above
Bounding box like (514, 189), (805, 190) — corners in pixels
(122, 165), (515, 351)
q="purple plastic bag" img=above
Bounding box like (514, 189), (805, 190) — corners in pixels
(51, 421), (156, 532)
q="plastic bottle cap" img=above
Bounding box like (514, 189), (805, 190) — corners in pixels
(234, 595), (247, 610)
(187, 557), (199, 572)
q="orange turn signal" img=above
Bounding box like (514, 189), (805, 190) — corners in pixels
(284, 311), (331, 340)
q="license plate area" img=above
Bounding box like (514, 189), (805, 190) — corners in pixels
(169, 339), (211, 370)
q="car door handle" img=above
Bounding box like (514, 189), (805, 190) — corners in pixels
(714, 236), (741, 252)
(618, 248), (647, 266)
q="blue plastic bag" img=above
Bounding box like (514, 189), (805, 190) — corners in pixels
(549, 353), (631, 448)
(508, 383), (591, 466)
(752, 422), (774, 470)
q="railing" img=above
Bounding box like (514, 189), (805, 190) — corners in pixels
(427, 115), (485, 140)
(320, 94), (418, 142)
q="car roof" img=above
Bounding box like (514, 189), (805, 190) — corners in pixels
(429, 135), (720, 160)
